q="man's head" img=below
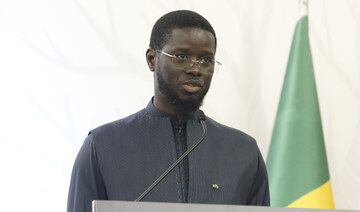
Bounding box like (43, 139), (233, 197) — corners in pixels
(149, 10), (217, 51)
(146, 10), (217, 115)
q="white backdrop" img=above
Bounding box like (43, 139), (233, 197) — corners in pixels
(1, 0), (359, 211)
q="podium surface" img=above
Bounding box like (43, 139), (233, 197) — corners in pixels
(93, 201), (356, 212)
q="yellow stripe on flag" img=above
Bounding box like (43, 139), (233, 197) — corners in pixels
(287, 181), (335, 209)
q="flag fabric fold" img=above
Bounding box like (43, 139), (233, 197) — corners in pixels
(266, 16), (335, 209)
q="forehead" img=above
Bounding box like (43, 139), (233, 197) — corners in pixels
(163, 27), (216, 54)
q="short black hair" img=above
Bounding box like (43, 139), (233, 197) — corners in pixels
(149, 10), (217, 50)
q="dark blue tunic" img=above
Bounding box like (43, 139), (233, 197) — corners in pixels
(67, 100), (270, 212)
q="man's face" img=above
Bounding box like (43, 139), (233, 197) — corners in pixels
(154, 27), (216, 113)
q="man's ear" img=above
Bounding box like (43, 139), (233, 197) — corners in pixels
(146, 48), (156, 72)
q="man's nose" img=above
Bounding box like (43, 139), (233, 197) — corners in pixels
(186, 60), (202, 75)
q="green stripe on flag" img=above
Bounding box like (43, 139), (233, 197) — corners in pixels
(266, 16), (332, 207)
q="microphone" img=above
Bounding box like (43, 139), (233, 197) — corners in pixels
(194, 110), (206, 123)
(135, 110), (207, 202)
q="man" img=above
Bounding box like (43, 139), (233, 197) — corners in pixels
(67, 10), (270, 212)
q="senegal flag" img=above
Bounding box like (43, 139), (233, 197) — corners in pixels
(266, 14), (335, 208)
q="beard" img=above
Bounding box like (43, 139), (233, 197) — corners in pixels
(156, 69), (209, 113)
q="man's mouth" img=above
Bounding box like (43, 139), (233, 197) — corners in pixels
(182, 79), (203, 93)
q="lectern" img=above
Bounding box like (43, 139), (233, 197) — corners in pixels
(93, 201), (355, 212)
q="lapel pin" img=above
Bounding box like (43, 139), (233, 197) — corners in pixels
(212, 184), (219, 189)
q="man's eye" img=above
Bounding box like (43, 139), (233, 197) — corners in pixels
(202, 57), (214, 63)
(175, 54), (188, 60)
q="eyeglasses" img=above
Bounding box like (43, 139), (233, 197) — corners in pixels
(157, 50), (222, 73)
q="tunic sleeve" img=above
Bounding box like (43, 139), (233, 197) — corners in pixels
(67, 133), (108, 212)
(247, 147), (271, 206)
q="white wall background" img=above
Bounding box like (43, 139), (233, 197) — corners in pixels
(1, 0), (359, 211)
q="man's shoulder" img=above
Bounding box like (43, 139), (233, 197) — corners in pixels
(89, 108), (148, 137)
(205, 116), (257, 145)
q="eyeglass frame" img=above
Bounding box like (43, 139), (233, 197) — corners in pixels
(156, 50), (222, 73)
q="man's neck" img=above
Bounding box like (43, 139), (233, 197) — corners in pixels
(153, 97), (195, 124)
